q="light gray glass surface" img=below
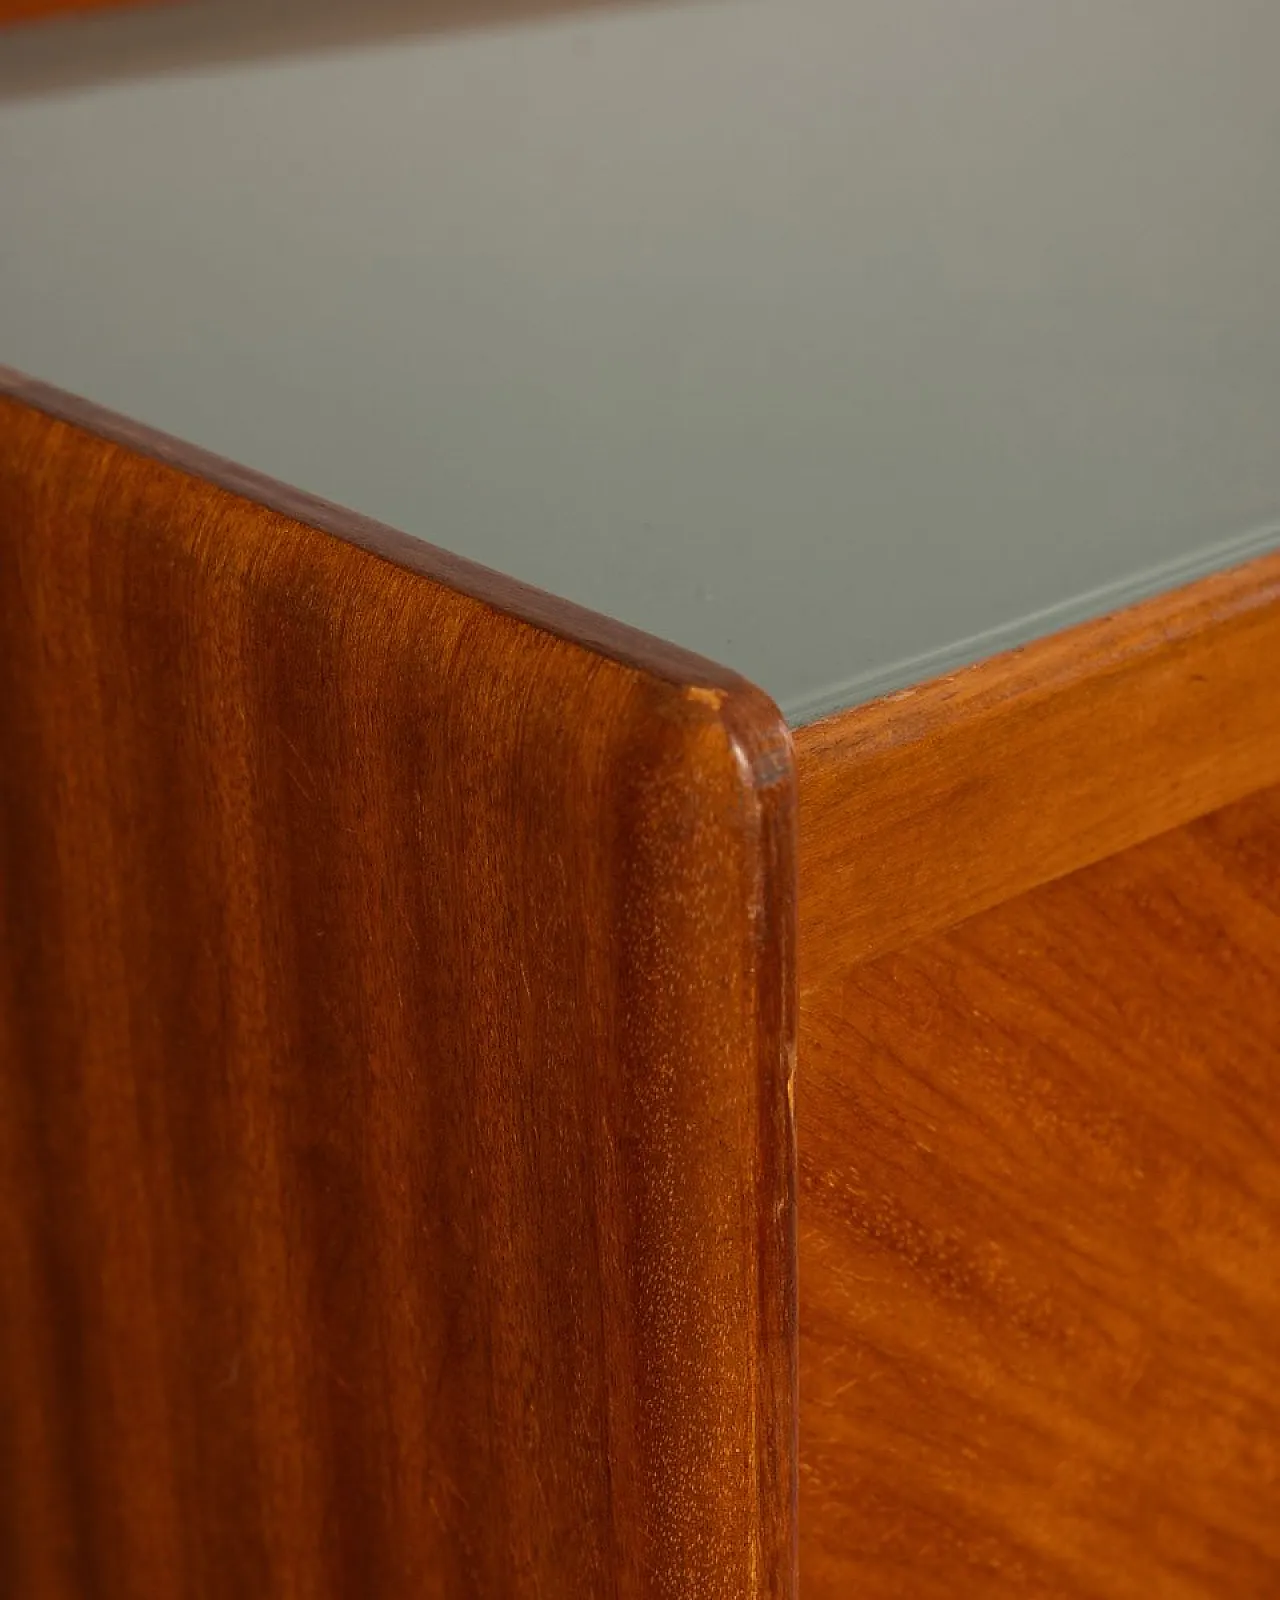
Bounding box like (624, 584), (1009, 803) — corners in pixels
(2, 0), (1279, 723)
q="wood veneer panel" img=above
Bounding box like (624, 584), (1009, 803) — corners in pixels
(795, 548), (1280, 986)
(0, 372), (797, 1598)
(799, 787), (1280, 1597)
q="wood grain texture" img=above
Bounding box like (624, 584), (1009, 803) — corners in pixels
(795, 547), (1280, 987)
(799, 786), (1280, 1598)
(0, 372), (798, 1599)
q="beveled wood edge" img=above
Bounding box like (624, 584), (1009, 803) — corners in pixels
(0, 363), (796, 1034)
(1, 367), (795, 814)
(0, 365), (777, 718)
(0, 367), (800, 1586)
(795, 545), (1280, 990)
(0, 362), (797, 1056)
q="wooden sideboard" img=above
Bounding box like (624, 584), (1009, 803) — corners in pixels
(2, 369), (1278, 1596)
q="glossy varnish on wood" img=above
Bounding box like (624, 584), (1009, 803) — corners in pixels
(799, 786), (1280, 1597)
(0, 376), (797, 1597)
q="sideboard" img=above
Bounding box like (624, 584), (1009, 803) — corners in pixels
(3, 1), (1280, 1593)
(3, 365), (1279, 1597)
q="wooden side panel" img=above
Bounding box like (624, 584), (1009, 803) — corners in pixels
(0, 384), (797, 1598)
(799, 787), (1280, 1598)
(795, 548), (1280, 985)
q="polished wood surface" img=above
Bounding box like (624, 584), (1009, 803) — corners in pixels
(799, 786), (1280, 1597)
(6, 362), (1278, 1599)
(795, 548), (1280, 987)
(0, 373), (797, 1598)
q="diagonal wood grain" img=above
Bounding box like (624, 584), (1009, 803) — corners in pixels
(0, 378), (797, 1598)
(799, 786), (1280, 1598)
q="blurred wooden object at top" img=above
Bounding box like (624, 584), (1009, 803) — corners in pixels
(0, 1), (624, 100)
(0, 0), (160, 25)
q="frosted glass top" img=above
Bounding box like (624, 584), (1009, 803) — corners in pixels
(2, 0), (1279, 722)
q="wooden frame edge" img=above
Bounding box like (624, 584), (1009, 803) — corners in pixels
(0, 365), (751, 700)
(795, 545), (1280, 988)
(0, 371), (799, 1591)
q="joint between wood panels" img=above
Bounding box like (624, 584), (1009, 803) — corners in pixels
(795, 545), (1280, 987)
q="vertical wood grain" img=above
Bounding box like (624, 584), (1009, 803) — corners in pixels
(0, 378), (797, 1598)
